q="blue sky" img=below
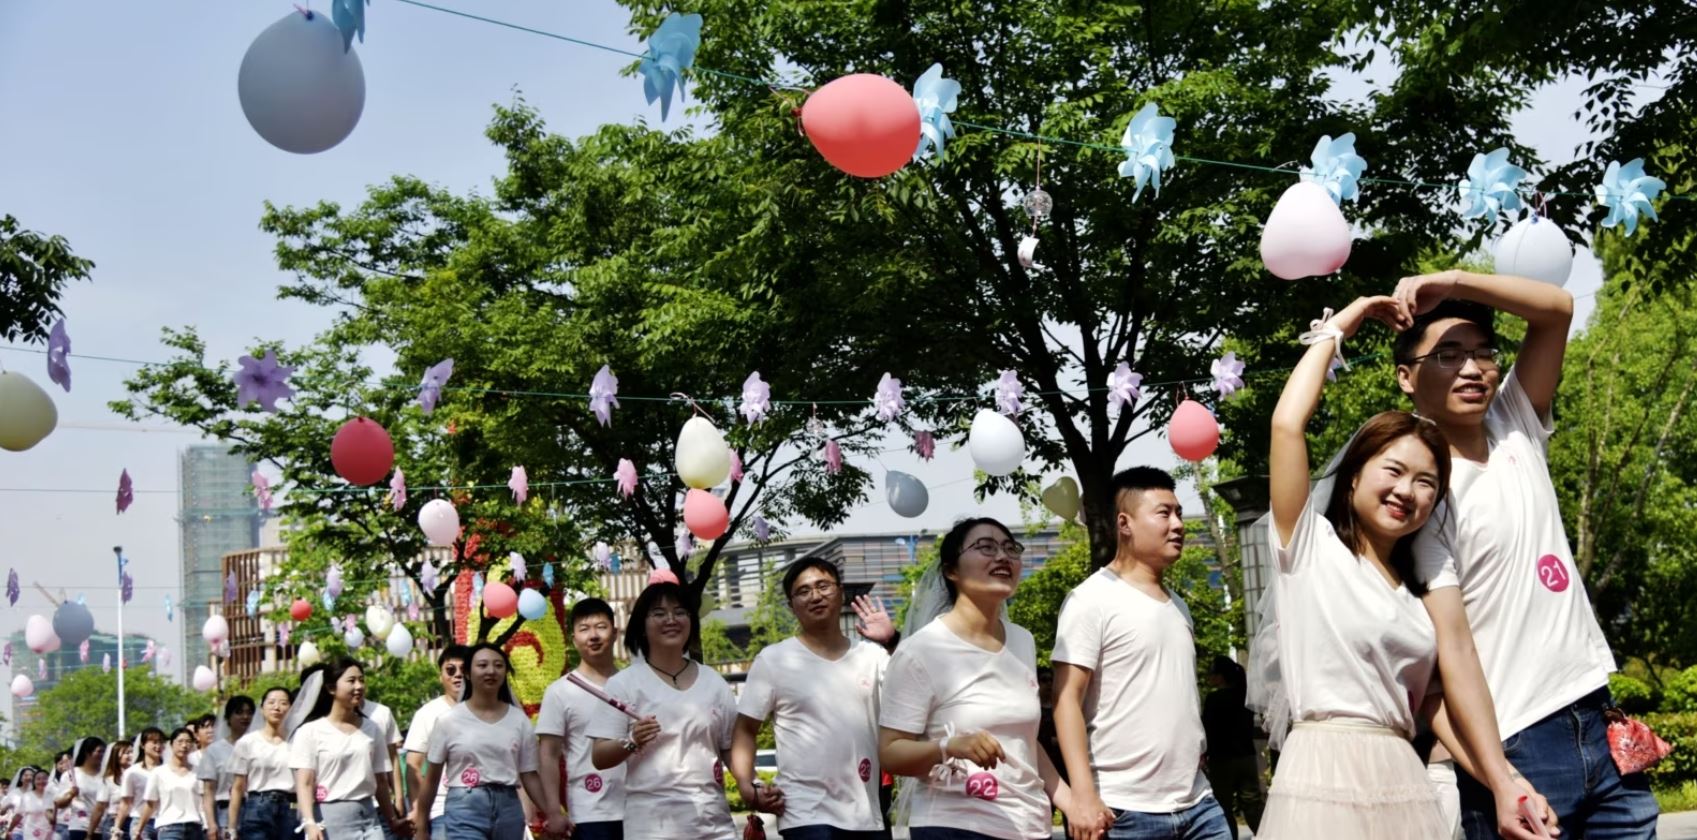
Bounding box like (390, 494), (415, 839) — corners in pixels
(0, 0), (1615, 689)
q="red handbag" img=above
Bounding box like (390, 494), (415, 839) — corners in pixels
(1605, 708), (1673, 776)
(742, 814), (767, 840)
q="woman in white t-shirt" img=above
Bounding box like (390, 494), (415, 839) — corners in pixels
(116, 730), (164, 840)
(587, 580), (738, 840)
(286, 660), (409, 840)
(413, 644), (547, 840)
(64, 738), (109, 840)
(4, 768), (40, 840)
(132, 728), (208, 840)
(12, 769), (52, 840)
(228, 687), (296, 840)
(99, 741), (133, 840)
(1254, 297), (1554, 839)
(878, 517), (1084, 840)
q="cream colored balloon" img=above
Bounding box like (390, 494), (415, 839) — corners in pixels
(364, 605), (395, 640)
(0, 371), (58, 452)
(1041, 476), (1082, 522)
(298, 641), (322, 666)
(675, 416), (732, 489)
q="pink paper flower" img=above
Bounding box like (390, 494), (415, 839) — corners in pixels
(509, 465), (529, 505)
(615, 459), (638, 499)
(912, 431), (936, 461)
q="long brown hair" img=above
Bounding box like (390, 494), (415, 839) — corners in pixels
(1321, 411), (1451, 596)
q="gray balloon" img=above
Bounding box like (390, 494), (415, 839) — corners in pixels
(887, 471), (930, 518)
(238, 12), (366, 155)
(52, 601), (95, 649)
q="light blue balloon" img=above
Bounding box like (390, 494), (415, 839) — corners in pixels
(517, 589), (548, 621)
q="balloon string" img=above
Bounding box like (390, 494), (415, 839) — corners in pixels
(294, 4), (313, 19)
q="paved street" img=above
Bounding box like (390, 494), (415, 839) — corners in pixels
(747, 811), (1697, 838)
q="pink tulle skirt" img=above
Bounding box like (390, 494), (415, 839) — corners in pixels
(1257, 720), (1449, 840)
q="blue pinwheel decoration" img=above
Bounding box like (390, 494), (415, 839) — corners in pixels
(1118, 102), (1176, 201)
(332, 0), (368, 53)
(639, 13), (703, 121)
(1595, 159), (1666, 237)
(912, 63), (960, 162)
(1457, 148), (1526, 219)
(1299, 133), (1368, 204)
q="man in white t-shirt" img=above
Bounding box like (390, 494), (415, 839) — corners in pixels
(1053, 466), (1229, 840)
(1393, 270), (1657, 839)
(403, 645), (471, 840)
(536, 598), (626, 840)
(729, 557), (897, 840)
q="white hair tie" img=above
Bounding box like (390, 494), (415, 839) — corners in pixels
(1298, 307), (1348, 373)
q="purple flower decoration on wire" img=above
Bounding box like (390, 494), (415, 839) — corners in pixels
(116, 469), (134, 514)
(873, 373), (905, 423)
(38, 658), (46, 680)
(615, 458), (638, 499)
(1, 642), (10, 666)
(407, 602), (420, 622)
(1211, 352), (1246, 397)
(234, 351), (295, 412)
(589, 365), (620, 427)
(913, 430), (936, 461)
(729, 450), (744, 483)
(46, 318), (71, 392)
(823, 439), (844, 474)
(509, 552), (527, 583)
(327, 564), (345, 598)
(740, 372), (771, 424)
(251, 470), (273, 512)
(141, 639), (156, 663)
(79, 640), (89, 664)
(121, 572), (133, 604)
(390, 468), (407, 512)
(6, 569), (18, 605)
(225, 572), (237, 604)
(509, 465), (529, 505)
(419, 358), (454, 415)
(421, 560), (438, 592)
(277, 626), (290, 648)
(591, 542), (612, 571)
(993, 370), (1024, 416)
(753, 516), (771, 543)
(1107, 362), (1142, 412)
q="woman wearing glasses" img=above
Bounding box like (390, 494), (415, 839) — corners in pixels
(879, 517), (1084, 840)
(588, 580), (738, 840)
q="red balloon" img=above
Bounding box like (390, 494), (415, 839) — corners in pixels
(331, 417), (395, 486)
(800, 74), (921, 179)
(1169, 399), (1221, 462)
(483, 582), (518, 619)
(289, 599), (312, 622)
(682, 488), (729, 541)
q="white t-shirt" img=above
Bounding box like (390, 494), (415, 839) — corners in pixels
(48, 776), (71, 827)
(880, 619), (1051, 840)
(230, 732), (295, 794)
(195, 740), (238, 801)
(426, 704), (539, 788)
(738, 637), (888, 833)
(1414, 371), (1615, 739)
(1270, 500), (1438, 736)
(64, 769), (102, 831)
(363, 701), (404, 748)
(187, 750), (201, 772)
(142, 767), (202, 827)
(104, 777), (125, 807)
(403, 697), (455, 820)
(16, 792), (52, 840)
(288, 718), (391, 803)
(1052, 570), (1211, 813)
(536, 673), (626, 825)
(585, 662), (737, 840)
(123, 764), (153, 805)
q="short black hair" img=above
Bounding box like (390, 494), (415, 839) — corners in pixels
(437, 645), (473, 668)
(1393, 299), (1497, 364)
(192, 713), (216, 729)
(223, 695), (255, 720)
(781, 557), (841, 599)
(1110, 466), (1176, 511)
(936, 517), (1016, 603)
(567, 598), (615, 628)
(624, 582), (700, 659)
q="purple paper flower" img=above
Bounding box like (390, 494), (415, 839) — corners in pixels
(141, 640), (156, 663)
(252, 470), (273, 512)
(740, 372), (771, 424)
(421, 560), (438, 592)
(225, 572), (237, 604)
(509, 466), (529, 505)
(753, 516), (771, 543)
(418, 358), (454, 415)
(873, 373), (905, 423)
(327, 564), (345, 598)
(1210, 352), (1246, 398)
(591, 542), (612, 572)
(38, 658), (46, 679)
(823, 439), (843, 474)
(234, 351), (295, 412)
(913, 430), (936, 461)
(1, 643), (10, 666)
(390, 468), (407, 512)
(615, 458), (638, 499)
(589, 365), (620, 427)
(407, 602), (420, 622)
(509, 552), (527, 582)
(729, 450), (744, 483)
(120, 572), (133, 604)
(1107, 362), (1142, 411)
(116, 469), (134, 514)
(993, 370), (1024, 416)
(277, 625), (290, 648)
(79, 640), (89, 663)
(6, 568), (17, 605)
(46, 318), (70, 392)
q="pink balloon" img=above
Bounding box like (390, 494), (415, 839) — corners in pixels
(24, 615), (59, 654)
(1259, 181), (1352, 280)
(1169, 400), (1220, 462)
(482, 581), (518, 619)
(330, 417), (395, 486)
(801, 74), (921, 179)
(682, 489), (729, 541)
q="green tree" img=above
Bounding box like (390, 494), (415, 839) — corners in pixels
(700, 619), (746, 666)
(18, 668), (211, 759)
(0, 215), (94, 344)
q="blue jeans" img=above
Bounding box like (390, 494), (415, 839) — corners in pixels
(441, 787), (523, 840)
(154, 825), (204, 840)
(315, 801), (385, 840)
(1458, 687), (1658, 840)
(1109, 797), (1233, 840)
(567, 824), (621, 840)
(237, 791), (298, 840)
(909, 829), (1003, 840)
(118, 819), (155, 840)
(779, 827), (890, 840)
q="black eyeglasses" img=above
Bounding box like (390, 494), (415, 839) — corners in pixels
(789, 580), (838, 600)
(966, 538), (1025, 558)
(1404, 347), (1502, 370)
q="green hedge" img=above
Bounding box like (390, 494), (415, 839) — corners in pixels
(1644, 712), (1697, 789)
(1610, 673), (1660, 715)
(1664, 666), (1697, 714)
(722, 769), (778, 812)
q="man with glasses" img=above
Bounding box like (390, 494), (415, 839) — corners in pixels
(1391, 269), (1654, 839)
(729, 557), (899, 840)
(402, 646), (472, 840)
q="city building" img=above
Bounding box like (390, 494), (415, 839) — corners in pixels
(179, 445), (260, 670)
(7, 630), (154, 730)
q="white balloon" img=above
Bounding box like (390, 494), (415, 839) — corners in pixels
(675, 416), (732, 489)
(364, 605), (395, 640)
(202, 615), (230, 645)
(1041, 476), (1082, 522)
(418, 499), (461, 546)
(298, 641), (322, 667)
(1259, 181), (1352, 280)
(10, 675), (33, 698)
(0, 371), (58, 452)
(191, 665), (217, 692)
(343, 627), (366, 649)
(237, 12), (365, 154)
(384, 623), (414, 658)
(24, 614), (59, 654)
(968, 409), (1026, 476)
(886, 471), (929, 518)
(1495, 214), (1573, 287)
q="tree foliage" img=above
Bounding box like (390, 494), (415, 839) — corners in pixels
(17, 668), (211, 761)
(0, 215), (94, 344)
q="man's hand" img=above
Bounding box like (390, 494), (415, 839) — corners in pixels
(544, 813), (573, 839)
(1330, 295), (1409, 339)
(1393, 270), (1463, 322)
(1061, 790), (1113, 840)
(851, 596), (894, 645)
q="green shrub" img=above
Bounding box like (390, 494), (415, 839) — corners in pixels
(1655, 780), (1697, 814)
(1664, 666), (1697, 713)
(1644, 712), (1697, 789)
(722, 769), (777, 812)
(1610, 673), (1660, 715)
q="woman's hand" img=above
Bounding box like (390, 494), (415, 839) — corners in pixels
(630, 717), (662, 750)
(1493, 778), (1560, 840)
(943, 732), (1005, 770)
(1329, 295), (1408, 340)
(303, 823), (325, 840)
